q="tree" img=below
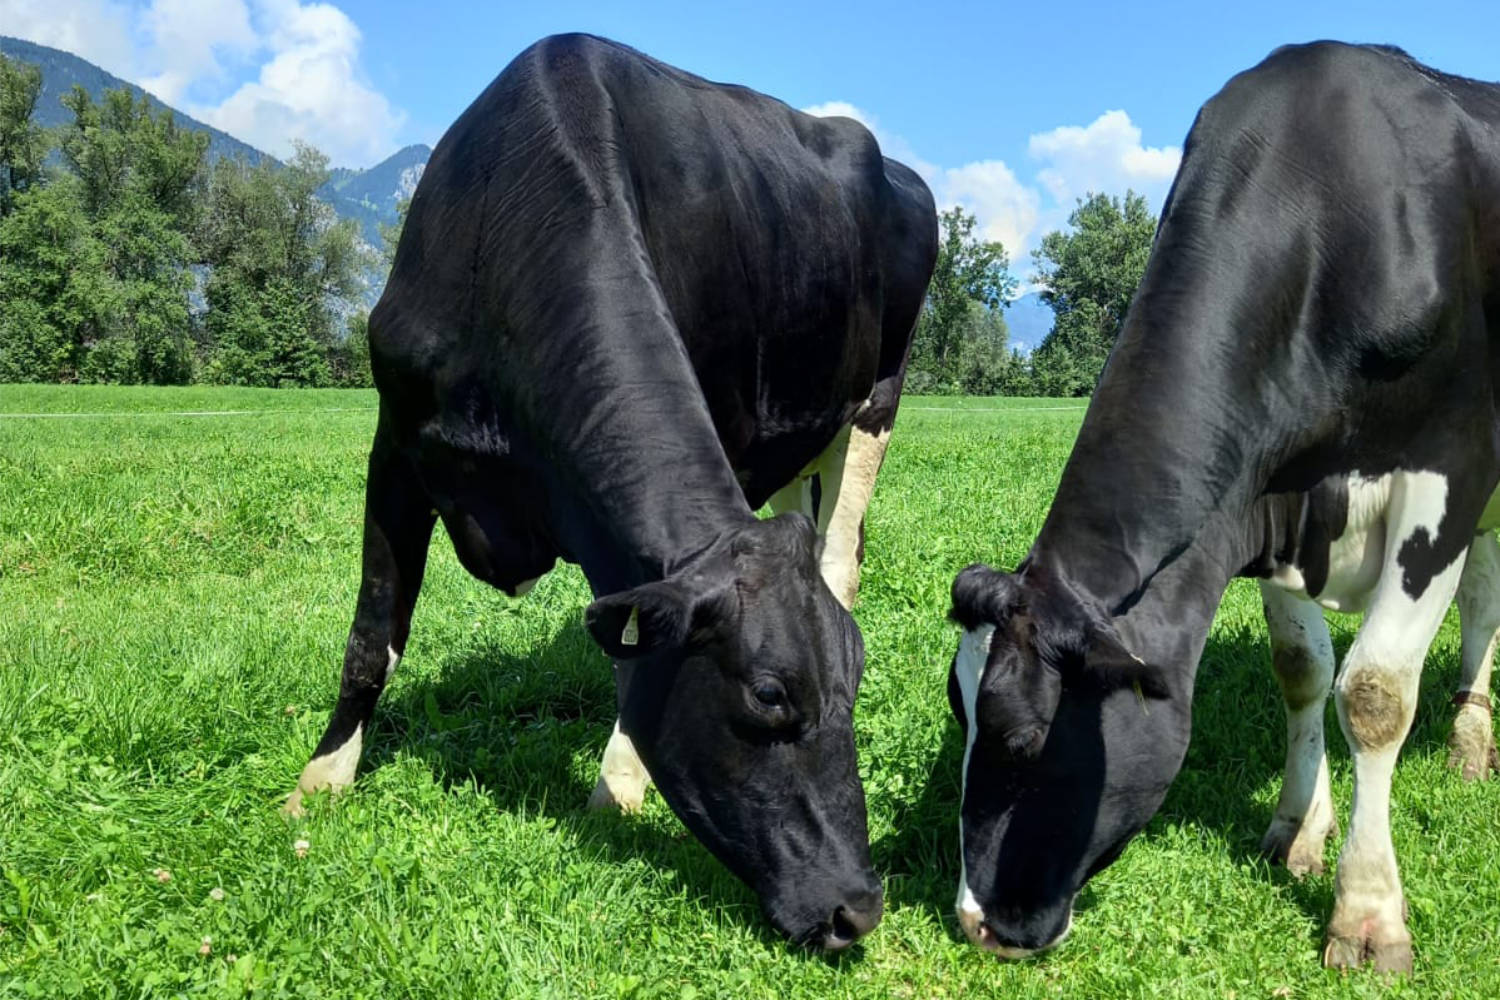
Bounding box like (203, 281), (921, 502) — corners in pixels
(0, 53), (44, 217)
(907, 207), (1018, 394)
(197, 142), (372, 386)
(1029, 191), (1156, 396)
(0, 85), (205, 383)
(379, 195), (410, 271)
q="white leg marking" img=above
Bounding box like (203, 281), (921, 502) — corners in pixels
(817, 423), (890, 610)
(1325, 471), (1463, 973)
(283, 723), (364, 816)
(1451, 531), (1500, 780)
(385, 645), (401, 683)
(1258, 582), (1338, 875)
(587, 718), (651, 813)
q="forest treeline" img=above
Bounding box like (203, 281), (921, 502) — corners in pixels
(1, 52), (1158, 394)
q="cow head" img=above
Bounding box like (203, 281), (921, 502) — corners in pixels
(584, 512), (880, 950)
(944, 563), (1191, 957)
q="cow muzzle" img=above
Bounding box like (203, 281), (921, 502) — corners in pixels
(956, 891), (1073, 959)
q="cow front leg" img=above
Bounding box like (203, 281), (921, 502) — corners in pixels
(285, 442), (435, 815)
(1324, 478), (1469, 974)
(586, 716), (651, 812)
(1258, 583), (1339, 876)
(1451, 531), (1499, 780)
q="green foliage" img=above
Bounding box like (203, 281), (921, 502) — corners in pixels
(3, 385), (1497, 997)
(907, 208), (1019, 395)
(379, 195), (410, 270)
(0, 69), (373, 387)
(1028, 191), (1157, 396)
(0, 85), (201, 383)
(0, 53), (45, 216)
(197, 143), (372, 387)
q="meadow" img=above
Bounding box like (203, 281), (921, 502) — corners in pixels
(1, 384), (1496, 999)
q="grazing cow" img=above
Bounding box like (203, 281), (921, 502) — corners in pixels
(945, 41), (1500, 972)
(283, 33), (937, 950)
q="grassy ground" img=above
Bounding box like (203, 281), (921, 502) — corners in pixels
(0, 384), (1495, 999)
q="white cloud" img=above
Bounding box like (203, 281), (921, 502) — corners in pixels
(803, 102), (1180, 271)
(934, 160), (1039, 258)
(1, 0), (404, 167)
(138, 0), (256, 105)
(0, 0), (137, 77)
(1029, 110), (1180, 207)
(194, 0), (404, 166)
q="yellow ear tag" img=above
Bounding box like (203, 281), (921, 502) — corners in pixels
(621, 606), (640, 647)
(1132, 678), (1149, 715)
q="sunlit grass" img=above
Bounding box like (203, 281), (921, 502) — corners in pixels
(1, 385), (1495, 998)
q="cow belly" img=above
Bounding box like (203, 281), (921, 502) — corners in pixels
(438, 503), (555, 597)
(1266, 472), (1431, 612)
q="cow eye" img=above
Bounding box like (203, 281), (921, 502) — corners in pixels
(751, 677), (789, 710)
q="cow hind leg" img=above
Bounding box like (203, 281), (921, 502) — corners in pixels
(1324, 474), (1469, 974)
(285, 441), (436, 815)
(818, 413), (892, 610)
(1450, 531), (1499, 780)
(1258, 583), (1339, 876)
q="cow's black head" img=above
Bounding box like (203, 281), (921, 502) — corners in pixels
(944, 563), (1190, 957)
(585, 512), (880, 950)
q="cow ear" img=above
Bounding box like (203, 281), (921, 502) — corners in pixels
(585, 575), (736, 660)
(1078, 617), (1170, 699)
(949, 564), (1020, 630)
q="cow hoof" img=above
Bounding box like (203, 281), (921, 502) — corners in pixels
(282, 789), (308, 818)
(1446, 711), (1498, 782)
(1323, 930), (1412, 975)
(1260, 814), (1338, 877)
(587, 775), (645, 813)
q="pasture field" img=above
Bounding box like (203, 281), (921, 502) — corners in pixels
(1, 384), (1497, 999)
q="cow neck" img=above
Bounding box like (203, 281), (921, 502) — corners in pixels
(522, 340), (756, 594)
(1028, 294), (1277, 677)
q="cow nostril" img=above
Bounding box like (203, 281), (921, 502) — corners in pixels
(830, 906), (861, 946)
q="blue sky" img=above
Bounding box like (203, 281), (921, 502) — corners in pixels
(4, 0), (1495, 268)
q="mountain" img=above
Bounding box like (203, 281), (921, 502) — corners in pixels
(1003, 292), (1054, 353)
(320, 144), (429, 245)
(1, 35), (431, 272)
(0, 35), (272, 166)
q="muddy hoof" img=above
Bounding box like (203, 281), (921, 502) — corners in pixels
(1323, 931), (1412, 975)
(1260, 815), (1338, 877)
(1447, 712), (1499, 782)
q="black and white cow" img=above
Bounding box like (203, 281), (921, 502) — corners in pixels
(945, 42), (1500, 972)
(284, 34), (937, 950)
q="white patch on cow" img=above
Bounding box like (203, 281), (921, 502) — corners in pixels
(766, 411), (892, 609)
(385, 645), (400, 683)
(282, 723), (364, 816)
(586, 718), (651, 813)
(952, 624), (994, 933)
(1311, 473), (1394, 612)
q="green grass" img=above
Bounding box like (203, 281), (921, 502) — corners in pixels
(1, 385), (1496, 999)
